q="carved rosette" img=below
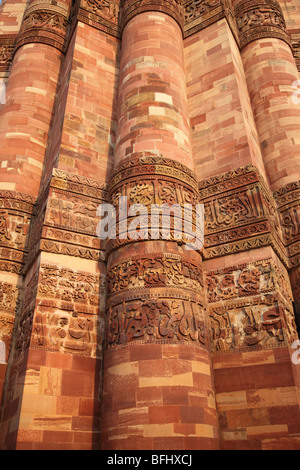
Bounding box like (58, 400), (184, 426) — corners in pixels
(15, 2), (70, 52)
(120, 0), (185, 32)
(107, 154), (203, 253)
(198, 165), (287, 265)
(234, 0), (289, 49)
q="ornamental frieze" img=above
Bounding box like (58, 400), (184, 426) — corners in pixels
(234, 0), (289, 49)
(106, 292), (208, 348)
(107, 254), (204, 295)
(0, 191), (35, 272)
(183, 0), (225, 38)
(205, 258), (293, 304)
(37, 264), (104, 315)
(25, 168), (108, 267)
(27, 264), (106, 357)
(274, 180), (300, 270)
(209, 294), (298, 354)
(30, 307), (104, 357)
(15, 2), (70, 52)
(107, 154), (203, 252)
(120, 0), (185, 31)
(290, 31), (300, 71)
(78, 0), (121, 37)
(198, 165), (286, 264)
(0, 36), (16, 73)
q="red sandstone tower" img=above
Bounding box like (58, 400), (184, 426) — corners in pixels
(0, 0), (300, 450)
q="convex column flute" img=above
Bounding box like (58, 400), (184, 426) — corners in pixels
(100, 0), (220, 451)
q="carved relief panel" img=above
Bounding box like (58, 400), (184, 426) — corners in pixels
(30, 169), (108, 264)
(107, 292), (208, 349)
(16, 2), (70, 52)
(0, 191), (35, 274)
(206, 258), (298, 354)
(29, 264), (105, 358)
(274, 181), (300, 269)
(198, 165), (285, 264)
(0, 36), (16, 73)
(209, 294), (297, 353)
(234, 0), (289, 49)
(108, 254), (204, 295)
(79, 0), (121, 37)
(108, 155), (202, 252)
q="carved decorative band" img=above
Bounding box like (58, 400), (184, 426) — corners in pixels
(107, 253), (204, 297)
(78, 0), (120, 37)
(273, 180), (300, 269)
(120, 0), (185, 32)
(0, 35), (17, 73)
(111, 154), (198, 192)
(15, 3), (69, 52)
(209, 293), (298, 355)
(234, 0), (289, 49)
(106, 290), (208, 349)
(183, 0), (225, 38)
(0, 191), (35, 273)
(198, 165), (287, 265)
(290, 31), (300, 72)
(107, 155), (201, 252)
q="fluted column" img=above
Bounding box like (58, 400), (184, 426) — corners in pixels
(100, 1), (220, 450)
